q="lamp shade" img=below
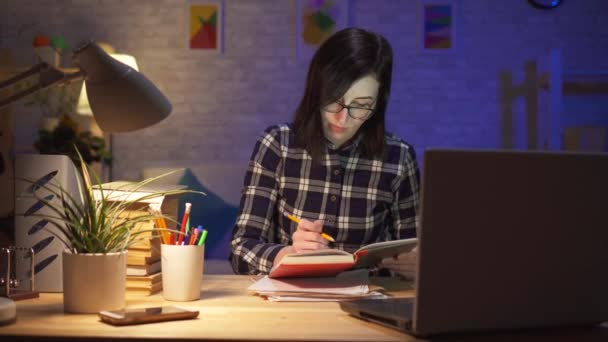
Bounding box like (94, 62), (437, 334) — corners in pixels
(73, 42), (171, 132)
(77, 53), (139, 116)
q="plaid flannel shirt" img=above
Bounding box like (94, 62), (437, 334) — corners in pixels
(229, 124), (420, 275)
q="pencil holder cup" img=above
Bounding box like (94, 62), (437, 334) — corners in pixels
(161, 244), (204, 301)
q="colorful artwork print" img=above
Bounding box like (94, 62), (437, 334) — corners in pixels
(423, 4), (452, 49)
(301, 0), (341, 45)
(189, 3), (220, 50)
(296, 0), (349, 61)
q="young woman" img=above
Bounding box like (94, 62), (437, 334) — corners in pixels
(229, 27), (419, 277)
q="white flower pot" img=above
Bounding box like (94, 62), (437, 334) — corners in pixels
(62, 250), (127, 313)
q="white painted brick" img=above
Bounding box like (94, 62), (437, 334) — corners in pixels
(2, 0), (607, 204)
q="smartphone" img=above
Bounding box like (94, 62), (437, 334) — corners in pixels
(98, 306), (199, 326)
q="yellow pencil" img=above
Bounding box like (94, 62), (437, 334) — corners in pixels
(150, 204), (171, 245)
(158, 217), (171, 245)
(154, 217), (170, 245)
(286, 214), (335, 242)
(286, 214), (300, 224)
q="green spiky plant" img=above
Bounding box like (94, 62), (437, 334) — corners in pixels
(21, 150), (203, 253)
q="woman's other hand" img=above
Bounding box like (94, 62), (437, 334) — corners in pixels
(379, 247), (418, 279)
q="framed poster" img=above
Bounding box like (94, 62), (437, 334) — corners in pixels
(187, 0), (224, 53)
(295, 0), (350, 61)
(418, 0), (457, 54)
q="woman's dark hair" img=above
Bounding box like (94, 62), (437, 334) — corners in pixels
(292, 27), (393, 162)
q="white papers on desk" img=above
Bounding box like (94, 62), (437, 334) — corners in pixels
(248, 269), (387, 301)
(265, 292), (388, 302)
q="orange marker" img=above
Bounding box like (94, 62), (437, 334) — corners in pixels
(189, 228), (198, 245)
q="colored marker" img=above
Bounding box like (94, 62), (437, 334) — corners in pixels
(197, 229), (208, 246)
(183, 217), (192, 245)
(177, 203), (192, 245)
(189, 227), (199, 246)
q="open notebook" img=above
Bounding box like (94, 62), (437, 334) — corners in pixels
(269, 238), (417, 278)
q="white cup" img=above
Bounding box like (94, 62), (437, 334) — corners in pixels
(161, 244), (204, 301)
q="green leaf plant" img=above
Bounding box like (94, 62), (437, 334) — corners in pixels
(19, 149), (204, 254)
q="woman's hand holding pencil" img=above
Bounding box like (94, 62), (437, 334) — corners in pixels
(287, 214), (334, 253)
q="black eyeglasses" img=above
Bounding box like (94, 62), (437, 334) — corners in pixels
(323, 101), (375, 120)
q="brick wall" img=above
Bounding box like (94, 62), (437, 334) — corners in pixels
(2, 0), (608, 205)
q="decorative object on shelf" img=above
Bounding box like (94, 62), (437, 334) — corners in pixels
(187, 0), (224, 53)
(0, 246), (38, 300)
(18, 150), (201, 313)
(528, 0), (563, 10)
(33, 113), (112, 167)
(417, 0), (458, 54)
(32, 34), (67, 68)
(295, 0), (350, 61)
(32, 34), (56, 67)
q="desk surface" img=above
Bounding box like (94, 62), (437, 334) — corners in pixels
(1, 275), (607, 342)
(0, 275), (414, 342)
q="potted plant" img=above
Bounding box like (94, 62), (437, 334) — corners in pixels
(22, 150), (201, 313)
(34, 113), (112, 168)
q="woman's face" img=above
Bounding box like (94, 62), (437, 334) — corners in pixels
(321, 75), (379, 148)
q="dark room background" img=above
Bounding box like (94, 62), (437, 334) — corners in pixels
(1, 0), (607, 259)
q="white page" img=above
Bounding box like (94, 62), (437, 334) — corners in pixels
(248, 269), (370, 295)
(266, 291), (388, 302)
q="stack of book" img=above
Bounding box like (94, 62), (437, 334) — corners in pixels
(121, 208), (162, 296)
(126, 269), (162, 296)
(126, 237), (162, 296)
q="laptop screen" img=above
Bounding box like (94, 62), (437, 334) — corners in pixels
(413, 150), (608, 336)
(340, 150), (608, 337)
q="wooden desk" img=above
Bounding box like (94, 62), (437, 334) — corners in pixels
(1, 275), (607, 342)
(0, 275), (413, 342)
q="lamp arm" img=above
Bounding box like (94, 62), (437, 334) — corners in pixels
(0, 63), (84, 109)
(0, 62), (48, 89)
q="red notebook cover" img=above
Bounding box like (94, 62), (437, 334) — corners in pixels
(269, 261), (354, 278)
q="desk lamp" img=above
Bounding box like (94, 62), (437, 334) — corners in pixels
(0, 40), (171, 131)
(76, 53), (140, 180)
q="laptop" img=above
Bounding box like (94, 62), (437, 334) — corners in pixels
(340, 149), (608, 337)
